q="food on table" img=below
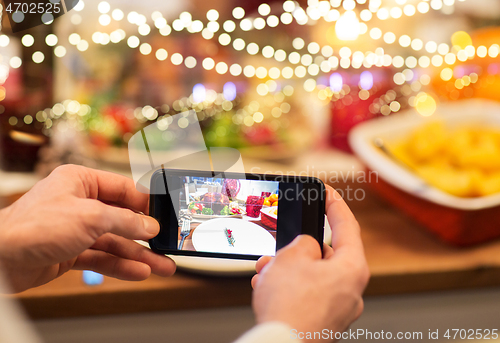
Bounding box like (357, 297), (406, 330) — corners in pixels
(188, 202), (204, 214)
(220, 205), (230, 216)
(262, 193), (279, 207)
(201, 192), (230, 215)
(225, 228), (235, 247)
(246, 195), (265, 218)
(229, 201), (243, 215)
(387, 122), (500, 197)
(202, 207), (214, 215)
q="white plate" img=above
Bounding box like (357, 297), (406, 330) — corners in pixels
(349, 99), (500, 211)
(136, 216), (332, 276)
(192, 213), (243, 220)
(191, 218), (276, 256)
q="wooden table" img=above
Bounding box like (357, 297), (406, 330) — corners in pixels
(4, 150), (500, 319)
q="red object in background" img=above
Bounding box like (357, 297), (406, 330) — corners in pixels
(246, 195), (264, 218)
(261, 209), (277, 230)
(329, 69), (393, 152)
(222, 179), (241, 198)
(369, 174), (500, 246)
(261, 192), (271, 198)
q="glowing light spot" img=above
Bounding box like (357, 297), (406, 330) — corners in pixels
(32, 51), (45, 64)
(451, 31), (472, 49)
(219, 33), (231, 46)
(139, 43), (152, 55)
(399, 35), (411, 47)
(308, 42), (320, 54)
(69, 33), (81, 45)
(230, 64), (242, 76)
(233, 7), (245, 19)
(54, 46), (66, 57)
(223, 20), (236, 32)
(440, 68), (453, 81)
(247, 43), (259, 55)
(359, 71), (373, 90)
(99, 14), (111, 26)
(185, 56), (197, 68)
(415, 92), (437, 117)
(9, 56), (22, 68)
(223, 82), (237, 101)
(258, 3), (271, 16)
(292, 38), (305, 50)
(156, 49), (168, 61)
(112, 9), (124, 21)
(477, 45), (487, 58)
(171, 53), (183, 65)
(203, 58), (215, 70)
(335, 11), (360, 41)
(384, 32), (396, 44)
(192, 84), (206, 103)
(22, 34), (34, 47)
(77, 39), (89, 51)
(256, 66), (267, 79)
(216, 62), (228, 74)
(207, 9), (219, 21)
(330, 73), (343, 92)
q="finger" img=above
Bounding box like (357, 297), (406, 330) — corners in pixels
(58, 165), (151, 214)
(255, 256), (273, 274)
(324, 185), (365, 259)
(322, 243), (335, 259)
(91, 234), (176, 277)
(277, 235), (322, 261)
(251, 274), (259, 289)
(80, 199), (159, 241)
(72, 249), (152, 281)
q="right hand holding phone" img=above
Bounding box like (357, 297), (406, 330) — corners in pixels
(251, 185), (370, 342)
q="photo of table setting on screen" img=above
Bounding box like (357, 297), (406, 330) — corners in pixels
(174, 177), (279, 256)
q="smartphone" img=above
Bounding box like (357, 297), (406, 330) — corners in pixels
(149, 169), (325, 260)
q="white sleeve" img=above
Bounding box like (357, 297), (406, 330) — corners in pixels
(233, 322), (301, 343)
(0, 268), (42, 343)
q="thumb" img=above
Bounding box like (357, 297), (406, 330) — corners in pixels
(277, 235), (322, 261)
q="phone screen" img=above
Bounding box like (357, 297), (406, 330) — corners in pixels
(150, 170), (324, 259)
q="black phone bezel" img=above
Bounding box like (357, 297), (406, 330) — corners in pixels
(148, 169), (325, 260)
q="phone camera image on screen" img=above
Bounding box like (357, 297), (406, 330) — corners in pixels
(177, 176), (278, 256)
(149, 170), (325, 260)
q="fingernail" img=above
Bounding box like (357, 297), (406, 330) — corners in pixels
(143, 217), (160, 236)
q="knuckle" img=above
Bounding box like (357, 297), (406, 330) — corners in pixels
(51, 164), (81, 176)
(80, 202), (107, 236)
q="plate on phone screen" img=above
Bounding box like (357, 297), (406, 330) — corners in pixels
(191, 218), (276, 256)
(136, 216), (331, 276)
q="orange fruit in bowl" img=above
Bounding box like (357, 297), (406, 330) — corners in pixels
(271, 201), (278, 207)
(263, 199), (271, 206)
(269, 194), (279, 202)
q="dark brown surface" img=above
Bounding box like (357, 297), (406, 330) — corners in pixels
(6, 181), (500, 319)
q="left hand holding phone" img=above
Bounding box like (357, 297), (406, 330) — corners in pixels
(0, 165), (176, 293)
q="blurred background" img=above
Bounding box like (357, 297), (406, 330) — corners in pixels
(0, 0), (499, 172)
(2, 0), (500, 342)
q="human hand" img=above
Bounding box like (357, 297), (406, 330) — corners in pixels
(251, 185), (370, 342)
(0, 165), (175, 293)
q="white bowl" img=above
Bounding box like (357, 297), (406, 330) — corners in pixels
(348, 99), (500, 211)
